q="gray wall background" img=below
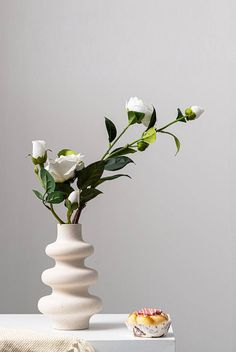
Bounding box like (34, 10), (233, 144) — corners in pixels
(0, 1), (234, 352)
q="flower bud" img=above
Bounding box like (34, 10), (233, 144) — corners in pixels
(185, 106), (204, 120)
(126, 97), (154, 127)
(137, 141), (149, 151)
(32, 140), (47, 165)
(68, 190), (80, 205)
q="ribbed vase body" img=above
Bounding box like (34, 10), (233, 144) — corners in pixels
(38, 224), (102, 330)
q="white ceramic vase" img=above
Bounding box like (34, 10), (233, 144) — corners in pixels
(38, 224), (102, 330)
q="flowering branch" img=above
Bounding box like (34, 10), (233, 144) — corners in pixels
(30, 99), (204, 224)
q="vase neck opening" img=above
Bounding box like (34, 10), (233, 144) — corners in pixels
(57, 224), (82, 240)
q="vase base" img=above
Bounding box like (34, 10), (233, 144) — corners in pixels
(51, 318), (90, 330)
(52, 325), (89, 331)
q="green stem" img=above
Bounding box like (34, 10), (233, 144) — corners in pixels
(156, 117), (186, 132)
(130, 138), (142, 147)
(50, 204), (64, 224)
(101, 122), (132, 160)
(72, 204), (86, 224)
(34, 166), (43, 186)
(67, 209), (72, 224)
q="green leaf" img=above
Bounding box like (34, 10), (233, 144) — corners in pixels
(104, 156), (134, 171)
(40, 168), (55, 193)
(77, 161), (105, 189)
(146, 107), (157, 129)
(176, 108), (187, 123)
(137, 141), (149, 151)
(71, 202), (79, 211)
(171, 135), (180, 155)
(65, 199), (71, 209)
(33, 190), (43, 200)
(65, 199), (79, 211)
(55, 182), (74, 197)
(57, 149), (77, 157)
(142, 127), (157, 144)
(128, 111), (145, 125)
(174, 136), (181, 155)
(97, 174), (131, 185)
(80, 188), (103, 204)
(108, 146), (136, 158)
(105, 117), (117, 143)
(46, 191), (65, 204)
(160, 131), (181, 155)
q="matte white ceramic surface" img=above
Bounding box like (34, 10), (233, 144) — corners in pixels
(38, 224), (102, 330)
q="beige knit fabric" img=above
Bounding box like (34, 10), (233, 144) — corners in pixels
(0, 328), (95, 352)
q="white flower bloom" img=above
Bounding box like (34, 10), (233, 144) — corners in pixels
(126, 97), (154, 127)
(68, 190), (80, 204)
(32, 140), (46, 159)
(46, 154), (84, 183)
(190, 106), (204, 119)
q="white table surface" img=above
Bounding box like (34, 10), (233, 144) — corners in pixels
(0, 314), (175, 352)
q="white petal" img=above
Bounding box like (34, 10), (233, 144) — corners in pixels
(126, 97), (144, 111)
(191, 106), (204, 119)
(45, 163), (65, 183)
(68, 190), (80, 204)
(32, 140), (46, 158)
(142, 113), (152, 127)
(45, 153), (85, 183)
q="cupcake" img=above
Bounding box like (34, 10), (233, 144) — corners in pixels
(126, 308), (171, 338)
